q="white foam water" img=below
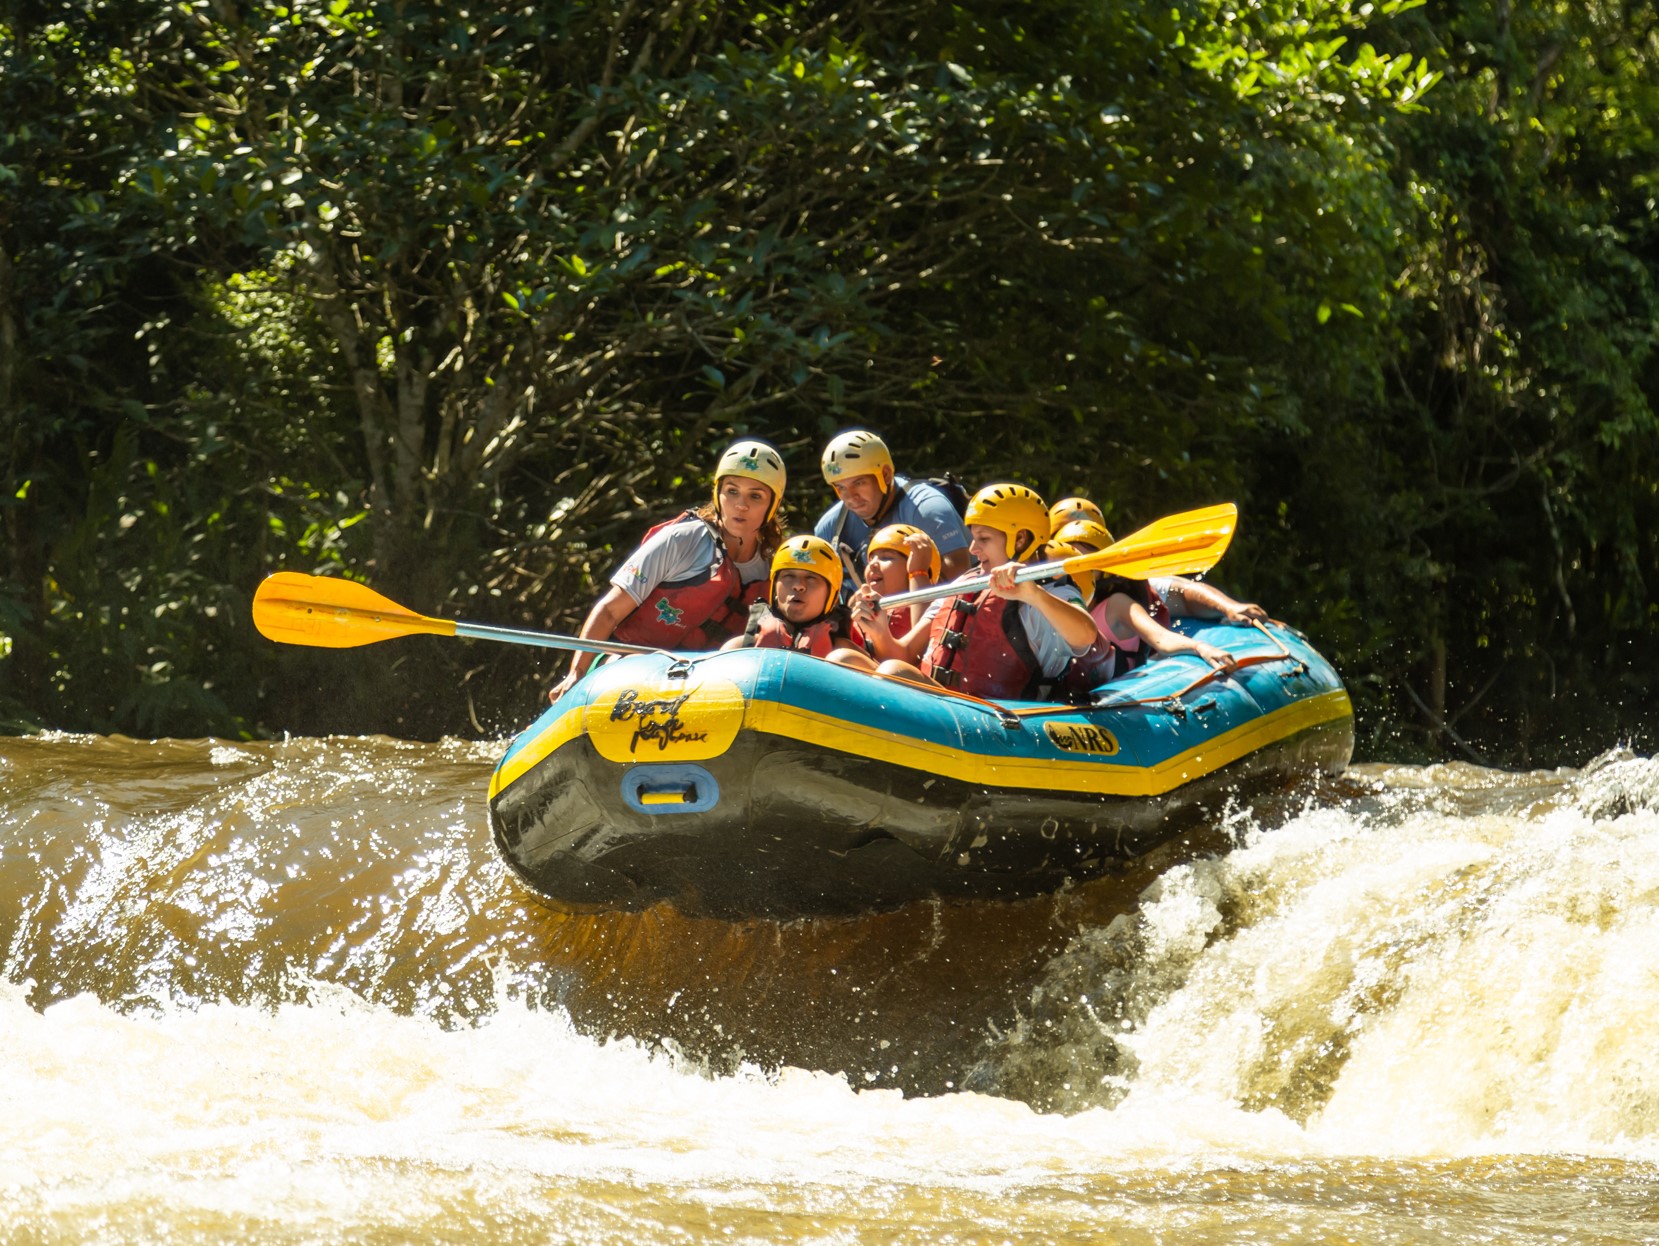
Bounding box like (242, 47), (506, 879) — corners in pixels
(3, 738), (1658, 1242)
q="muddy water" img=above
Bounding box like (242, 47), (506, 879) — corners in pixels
(2, 732), (1657, 1243)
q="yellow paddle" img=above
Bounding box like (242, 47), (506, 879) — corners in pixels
(878, 502), (1239, 610)
(251, 572), (658, 656)
(254, 503), (1237, 652)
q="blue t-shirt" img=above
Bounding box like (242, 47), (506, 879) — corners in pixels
(813, 477), (970, 580)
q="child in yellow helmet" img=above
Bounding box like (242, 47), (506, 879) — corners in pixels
(849, 523), (940, 648)
(1047, 518), (1240, 676)
(849, 484), (1101, 700)
(1049, 497), (1267, 626)
(723, 535), (859, 658)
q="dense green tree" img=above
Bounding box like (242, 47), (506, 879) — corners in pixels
(1249, 0), (1659, 761)
(0, 0), (1653, 758)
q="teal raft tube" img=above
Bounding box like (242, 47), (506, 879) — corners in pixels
(488, 619), (1354, 921)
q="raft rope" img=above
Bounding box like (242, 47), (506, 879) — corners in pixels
(1010, 619), (1304, 720)
(647, 620), (1307, 729)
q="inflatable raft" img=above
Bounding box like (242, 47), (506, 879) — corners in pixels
(487, 618), (1353, 920)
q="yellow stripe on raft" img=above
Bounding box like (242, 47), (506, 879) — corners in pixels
(488, 706), (584, 799)
(745, 688), (1353, 798)
(491, 688), (1352, 802)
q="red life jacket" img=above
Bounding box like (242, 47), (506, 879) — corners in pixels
(920, 591), (1039, 701)
(750, 610), (842, 657)
(612, 511), (763, 649)
(1060, 632), (1117, 695)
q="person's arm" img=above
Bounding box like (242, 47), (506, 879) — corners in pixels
(1160, 575), (1266, 623)
(547, 523), (708, 700)
(849, 584), (915, 662)
(891, 597), (945, 663)
(988, 566), (1099, 651)
(548, 587), (638, 701)
(902, 530), (940, 589)
(1115, 597), (1236, 671)
(904, 483), (972, 580)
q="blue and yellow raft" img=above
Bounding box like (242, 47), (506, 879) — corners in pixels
(487, 619), (1353, 920)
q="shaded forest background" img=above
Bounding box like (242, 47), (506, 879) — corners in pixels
(1, 0), (1655, 765)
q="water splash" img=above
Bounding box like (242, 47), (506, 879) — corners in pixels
(977, 752), (1659, 1158)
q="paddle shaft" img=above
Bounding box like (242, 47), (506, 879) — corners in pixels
(878, 503), (1236, 611)
(454, 620), (656, 657)
(878, 559), (1086, 610)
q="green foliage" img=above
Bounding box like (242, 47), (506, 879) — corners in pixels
(0, 0), (1654, 760)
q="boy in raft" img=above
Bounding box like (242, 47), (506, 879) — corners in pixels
(548, 439), (787, 700)
(1047, 518), (1237, 675)
(845, 484), (1105, 699)
(723, 535), (859, 656)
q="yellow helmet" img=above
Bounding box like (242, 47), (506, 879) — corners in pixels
(769, 534), (843, 605)
(714, 439), (787, 521)
(820, 430), (894, 489)
(1048, 519), (1115, 595)
(1049, 496), (1105, 531)
(868, 523), (941, 581)
(964, 483), (1050, 563)
(1050, 518), (1114, 551)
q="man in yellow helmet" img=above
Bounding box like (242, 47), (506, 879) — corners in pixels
(815, 430), (971, 589)
(850, 484), (1101, 700)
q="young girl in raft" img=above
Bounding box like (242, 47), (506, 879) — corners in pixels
(723, 535), (861, 657)
(849, 523), (940, 650)
(1048, 496), (1267, 624)
(1047, 517), (1237, 675)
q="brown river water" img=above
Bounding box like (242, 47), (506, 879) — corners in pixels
(2, 731), (1657, 1244)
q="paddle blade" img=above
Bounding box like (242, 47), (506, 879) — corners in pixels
(1069, 502), (1238, 580)
(252, 572), (457, 648)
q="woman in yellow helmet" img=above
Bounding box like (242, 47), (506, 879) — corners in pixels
(549, 439), (787, 700)
(850, 484), (1101, 700)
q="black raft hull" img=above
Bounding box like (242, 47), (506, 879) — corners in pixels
(487, 620), (1354, 921)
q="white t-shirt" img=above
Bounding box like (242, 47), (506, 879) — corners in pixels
(611, 517), (768, 605)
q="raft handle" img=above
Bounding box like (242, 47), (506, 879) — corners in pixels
(621, 763), (720, 815)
